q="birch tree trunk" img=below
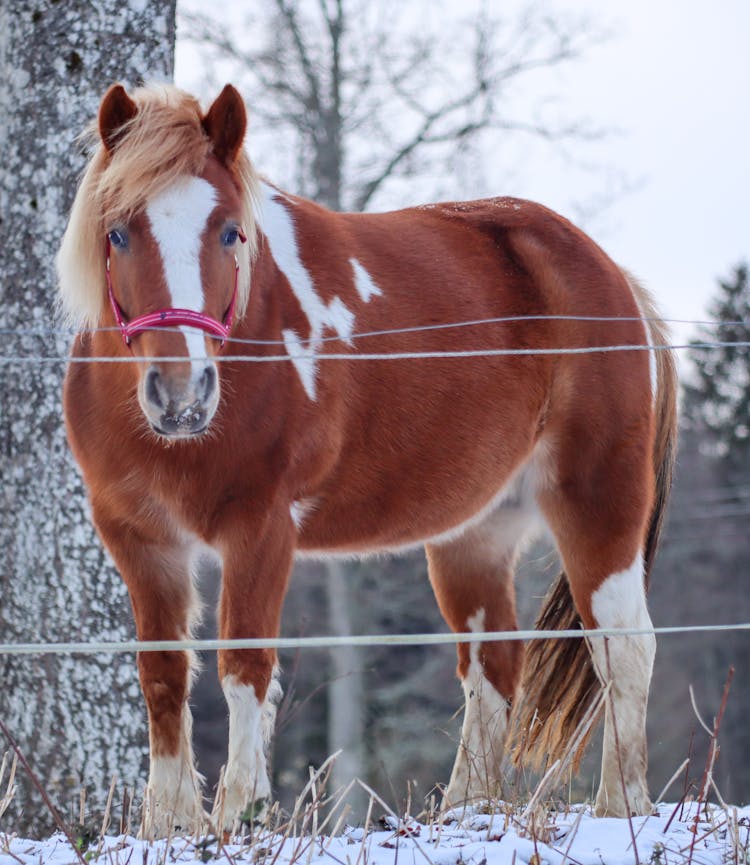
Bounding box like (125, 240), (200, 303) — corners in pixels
(0, 0), (175, 836)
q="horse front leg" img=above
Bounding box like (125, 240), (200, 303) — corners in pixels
(93, 507), (204, 834)
(213, 510), (295, 828)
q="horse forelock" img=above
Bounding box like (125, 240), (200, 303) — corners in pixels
(57, 84), (258, 329)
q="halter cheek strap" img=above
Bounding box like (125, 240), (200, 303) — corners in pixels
(105, 231), (247, 348)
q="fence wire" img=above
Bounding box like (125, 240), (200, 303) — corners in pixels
(1, 312), (748, 659)
(2, 621), (750, 657)
(2, 340), (750, 366)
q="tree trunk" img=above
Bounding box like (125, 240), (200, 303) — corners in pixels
(325, 560), (367, 813)
(0, 0), (175, 836)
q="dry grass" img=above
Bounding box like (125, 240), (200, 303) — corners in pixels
(1, 667), (748, 865)
(1, 748), (750, 865)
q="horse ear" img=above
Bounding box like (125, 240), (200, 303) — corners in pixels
(202, 84), (247, 166)
(99, 84), (138, 153)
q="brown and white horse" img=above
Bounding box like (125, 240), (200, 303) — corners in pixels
(58, 83), (677, 832)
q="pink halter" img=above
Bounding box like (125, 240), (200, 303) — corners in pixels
(105, 231), (246, 348)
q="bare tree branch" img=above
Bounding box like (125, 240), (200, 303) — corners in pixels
(274, 0), (323, 114)
(180, 11), (310, 111)
(353, 76), (494, 211)
(178, 0), (612, 213)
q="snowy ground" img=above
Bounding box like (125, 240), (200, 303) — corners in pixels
(2, 802), (749, 865)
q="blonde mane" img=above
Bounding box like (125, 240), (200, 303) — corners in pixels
(57, 84), (259, 328)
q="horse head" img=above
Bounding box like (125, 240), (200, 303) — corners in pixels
(62, 83), (255, 439)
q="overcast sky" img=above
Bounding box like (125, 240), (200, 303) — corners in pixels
(506, 0), (750, 345)
(176, 1), (748, 345)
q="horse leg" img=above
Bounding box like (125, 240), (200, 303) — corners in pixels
(93, 509), (203, 833)
(427, 503), (535, 805)
(213, 516), (295, 827)
(540, 471), (655, 817)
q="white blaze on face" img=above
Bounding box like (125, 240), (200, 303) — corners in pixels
(146, 177), (218, 368)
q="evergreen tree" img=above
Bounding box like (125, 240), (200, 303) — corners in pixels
(683, 262), (750, 473)
(650, 261), (750, 803)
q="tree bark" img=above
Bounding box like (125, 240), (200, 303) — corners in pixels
(0, 0), (175, 836)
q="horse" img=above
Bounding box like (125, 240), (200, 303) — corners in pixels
(57, 82), (677, 833)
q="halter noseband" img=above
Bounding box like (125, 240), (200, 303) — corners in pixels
(105, 232), (247, 348)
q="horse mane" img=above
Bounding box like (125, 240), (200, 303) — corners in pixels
(57, 83), (260, 329)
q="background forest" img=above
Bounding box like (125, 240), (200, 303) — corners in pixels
(1, 0), (748, 837)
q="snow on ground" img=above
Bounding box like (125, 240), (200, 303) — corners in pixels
(2, 802), (749, 865)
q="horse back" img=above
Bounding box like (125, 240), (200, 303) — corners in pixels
(264, 195), (654, 552)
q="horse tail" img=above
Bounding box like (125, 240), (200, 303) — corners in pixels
(509, 270), (678, 773)
(630, 273), (678, 584)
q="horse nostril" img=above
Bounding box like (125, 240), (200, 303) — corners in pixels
(199, 365), (217, 402)
(145, 367), (165, 409)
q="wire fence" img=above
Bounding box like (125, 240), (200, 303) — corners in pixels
(2, 622), (750, 658)
(3, 313), (750, 344)
(2, 313), (749, 365)
(2, 341), (750, 365)
(1, 311), (748, 660)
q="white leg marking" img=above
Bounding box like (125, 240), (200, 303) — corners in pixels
(216, 671), (282, 827)
(144, 704), (204, 834)
(259, 185), (382, 400)
(445, 609), (509, 804)
(590, 554), (655, 816)
(146, 177), (218, 375)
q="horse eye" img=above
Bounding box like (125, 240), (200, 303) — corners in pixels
(108, 229), (128, 249)
(221, 227), (239, 247)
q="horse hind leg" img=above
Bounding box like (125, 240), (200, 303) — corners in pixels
(538, 462), (655, 817)
(427, 494), (539, 805)
(589, 553), (654, 816)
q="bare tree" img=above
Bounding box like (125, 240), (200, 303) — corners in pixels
(0, 0), (176, 835)
(179, 0), (605, 212)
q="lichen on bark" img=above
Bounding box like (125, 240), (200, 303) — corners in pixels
(0, 0), (176, 836)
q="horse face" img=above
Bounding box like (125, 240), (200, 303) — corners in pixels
(98, 83), (249, 441)
(105, 161), (245, 438)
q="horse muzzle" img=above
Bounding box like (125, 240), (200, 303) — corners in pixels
(139, 363), (219, 439)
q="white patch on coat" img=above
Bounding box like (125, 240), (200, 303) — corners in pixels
(590, 554), (655, 817)
(258, 184), (381, 400)
(591, 554), (652, 633)
(217, 671), (282, 827)
(444, 608), (509, 804)
(350, 258), (382, 302)
(281, 329), (319, 400)
(290, 500), (308, 529)
(146, 177), (217, 369)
